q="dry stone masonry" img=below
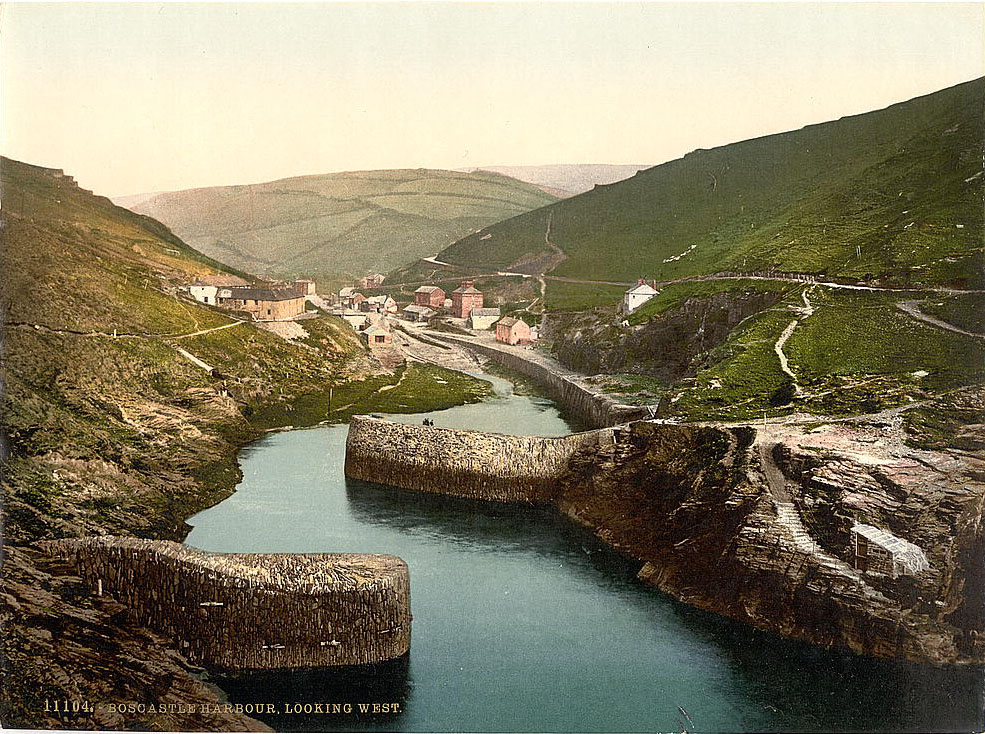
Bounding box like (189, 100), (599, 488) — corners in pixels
(346, 416), (616, 502)
(43, 537), (411, 672)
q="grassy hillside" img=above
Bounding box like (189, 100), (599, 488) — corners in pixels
(0, 157), (489, 729)
(118, 169), (558, 288)
(440, 78), (984, 290)
(458, 164), (649, 195)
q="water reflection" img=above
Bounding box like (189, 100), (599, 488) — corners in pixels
(186, 374), (985, 733)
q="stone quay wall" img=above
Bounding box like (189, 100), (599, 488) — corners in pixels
(345, 416), (615, 503)
(427, 333), (650, 428)
(43, 537), (411, 672)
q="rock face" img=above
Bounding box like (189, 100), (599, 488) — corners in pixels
(43, 537), (411, 672)
(345, 415), (985, 664)
(545, 290), (783, 381)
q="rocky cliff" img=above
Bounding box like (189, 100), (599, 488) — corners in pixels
(346, 404), (985, 664)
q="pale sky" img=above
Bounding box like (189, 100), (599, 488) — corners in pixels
(2, 2), (983, 197)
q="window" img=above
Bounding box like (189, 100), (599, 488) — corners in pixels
(203, 296), (209, 303)
(375, 335), (386, 343)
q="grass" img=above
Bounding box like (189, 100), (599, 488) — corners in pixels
(246, 363), (492, 429)
(918, 294), (985, 335)
(544, 281), (627, 311)
(627, 279), (795, 324)
(438, 78), (983, 291)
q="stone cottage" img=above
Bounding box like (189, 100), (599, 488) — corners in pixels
(414, 285), (446, 309)
(495, 316), (532, 345)
(361, 323), (392, 348)
(215, 287), (306, 321)
(188, 274), (249, 305)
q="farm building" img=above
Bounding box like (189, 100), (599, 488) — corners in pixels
(401, 304), (436, 323)
(361, 295), (398, 314)
(623, 279), (659, 314)
(414, 285), (446, 308)
(293, 279), (316, 296)
(451, 280), (484, 319)
(188, 275), (249, 305)
(849, 523), (930, 577)
(495, 316), (532, 345)
(361, 273), (386, 288)
(468, 307), (501, 330)
(215, 287), (306, 321)
(361, 323), (392, 347)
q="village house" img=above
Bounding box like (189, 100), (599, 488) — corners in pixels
(361, 273), (386, 289)
(188, 274), (249, 305)
(401, 304), (436, 323)
(361, 322), (392, 347)
(468, 307), (501, 330)
(495, 316), (532, 345)
(451, 280), (484, 319)
(622, 279), (659, 314)
(360, 294), (398, 314)
(215, 286), (306, 321)
(849, 523), (930, 578)
(414, 285), (446, 309)
(293, 279), (316, 296)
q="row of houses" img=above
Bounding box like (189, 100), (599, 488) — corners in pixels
(187, 275), (313, 321)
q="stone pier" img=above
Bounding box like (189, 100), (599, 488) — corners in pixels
(345, 415), (616, 502)
(43, 537), (411, 672)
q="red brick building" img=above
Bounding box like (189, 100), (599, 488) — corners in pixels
(495, 316), (532, 345)
(414, 285), (446, 309)
(451, 280), (483, 319)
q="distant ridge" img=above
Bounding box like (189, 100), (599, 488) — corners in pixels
(115, 169), (558, 288)
(457, 164), (650, 196)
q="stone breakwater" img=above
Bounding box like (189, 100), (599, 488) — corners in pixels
(345, 415), (984, 664)
(346, 415), (615, 502)
(43, 537), (411, 672)
(426, 333), (649, 428)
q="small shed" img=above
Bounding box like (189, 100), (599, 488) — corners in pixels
(361, 323), (392, 347)
(401, 304), (436, 323)
(849, 523), (930, 577)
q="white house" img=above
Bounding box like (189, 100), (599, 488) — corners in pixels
(468, 307), (502, 330)
(622, 279), (659, 314)
(188, 275), (248, 305)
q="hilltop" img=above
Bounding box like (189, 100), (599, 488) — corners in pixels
(457, 164), (650, 196)
(440, 78), (984, 291)
(116, 169), (558, 288)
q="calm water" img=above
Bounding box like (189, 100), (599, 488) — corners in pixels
(185, 375), (983, 733)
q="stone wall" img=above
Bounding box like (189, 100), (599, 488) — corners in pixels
(345, 416), (615, 502)
(427, 333), (649, 427)
(43, 537), (410, 672)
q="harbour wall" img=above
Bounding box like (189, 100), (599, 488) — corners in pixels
(426, 333), (650, 428)
(43, 537), (411, 672)
(345, 416), (616, 502)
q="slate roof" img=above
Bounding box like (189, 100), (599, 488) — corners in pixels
(626, 283), (658, 296)
(218, 287), (302, 302)
(851, 523), (930, 574)
(470, 308), (501, 317)
(414, 286), (442, 294)
(497, 316), (525, 328)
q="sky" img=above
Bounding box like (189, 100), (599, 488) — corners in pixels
(2, 2), (983, 197)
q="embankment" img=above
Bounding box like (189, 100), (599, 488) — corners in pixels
(345, 416), (985, 664)
(425, 333), (649, 427)
(43, 537), (411, 672)
(346, 416), (614, 502)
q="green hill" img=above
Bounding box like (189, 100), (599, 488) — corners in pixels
(117, 169), (558, 288)
(439, 78), (984, 290)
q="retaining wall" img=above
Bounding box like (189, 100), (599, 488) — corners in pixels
(427, 334), (650, 428)
(345, 416), (616, 502)
(44, 537), (410, 672)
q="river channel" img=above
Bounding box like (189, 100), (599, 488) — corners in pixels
(185, 374), (983, 733)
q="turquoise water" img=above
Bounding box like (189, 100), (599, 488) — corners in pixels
(185, 376), (983, 732)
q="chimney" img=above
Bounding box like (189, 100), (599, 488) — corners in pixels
(638, 278), (645, 285)
(462, 279), (475, 289)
